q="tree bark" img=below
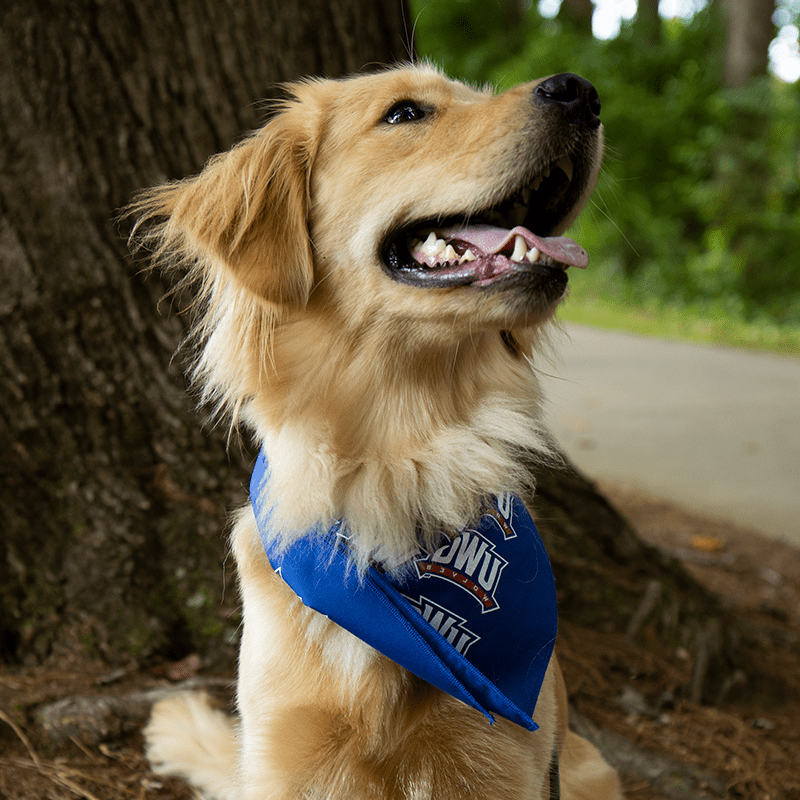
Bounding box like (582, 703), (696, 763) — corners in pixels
(0, 0), (410, 666)
(634, 0), (661, 47)
(722, 0), (775, 87)
(717, 0), (781, 307)
(558, 0), (594, 36)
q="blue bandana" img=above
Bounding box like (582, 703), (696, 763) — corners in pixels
(250, 450), (557, 731)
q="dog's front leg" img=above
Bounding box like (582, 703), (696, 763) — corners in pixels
(234, 509), (301, 800)
(234, 509), (355, 800)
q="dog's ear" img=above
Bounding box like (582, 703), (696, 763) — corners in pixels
(135, 99), (317, 307)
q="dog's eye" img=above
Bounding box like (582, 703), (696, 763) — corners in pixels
(384, 101), (427, 125)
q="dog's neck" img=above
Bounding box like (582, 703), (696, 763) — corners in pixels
(233, 311), (555, 566)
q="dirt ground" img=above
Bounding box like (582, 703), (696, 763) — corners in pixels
(562, 485), (800, 800)
(1, 489), (798, 800)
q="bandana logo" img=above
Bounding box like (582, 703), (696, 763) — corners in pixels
(488, 492), (517, 541)
(414, 527), (508, 613)
(405, 595), (480, 655)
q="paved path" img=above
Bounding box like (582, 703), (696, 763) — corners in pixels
(538, 325), (800, 545)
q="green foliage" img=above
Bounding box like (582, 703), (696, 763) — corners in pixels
(412, 2), (800, 326)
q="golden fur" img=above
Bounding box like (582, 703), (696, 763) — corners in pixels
(134, 64), (620, 799)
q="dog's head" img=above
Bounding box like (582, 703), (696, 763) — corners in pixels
(136, 64), (601, 333)
(132, 65), (603, 549)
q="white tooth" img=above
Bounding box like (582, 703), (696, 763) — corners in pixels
(511, 234), (527, 262)
(460, 249), (477, 263)
(443, 244), (458, 262)
(532, 176), (542, 191)
(525, 247), (541, 263)
(420, 232), (447, 257)
(420, 232), (437, 255)
(556, 156), (574, 182)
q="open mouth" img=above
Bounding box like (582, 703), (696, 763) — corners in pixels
(382, 156), (588, 291)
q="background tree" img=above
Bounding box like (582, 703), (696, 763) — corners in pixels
(715, 0), (785, 308)
(633, 0), (661, 47)
(557, 0), (594, 35)
(723, 0), (776, 87)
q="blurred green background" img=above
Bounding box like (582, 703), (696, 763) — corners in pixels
(412, 0), (800, 351)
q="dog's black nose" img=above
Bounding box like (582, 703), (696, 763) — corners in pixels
(534, 73), (601, 129)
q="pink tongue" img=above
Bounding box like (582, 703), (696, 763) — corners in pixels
(438, 224), (588, 269)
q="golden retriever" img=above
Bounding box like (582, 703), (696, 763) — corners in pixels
(133, 64), (621, 800)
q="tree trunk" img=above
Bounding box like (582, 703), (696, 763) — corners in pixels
(0, 0), (410, 667)
(717, 0), (780, 308)
(634, 0), (661, 47)
(722, 0), (775, 87)
(558, 0), (594, 35)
